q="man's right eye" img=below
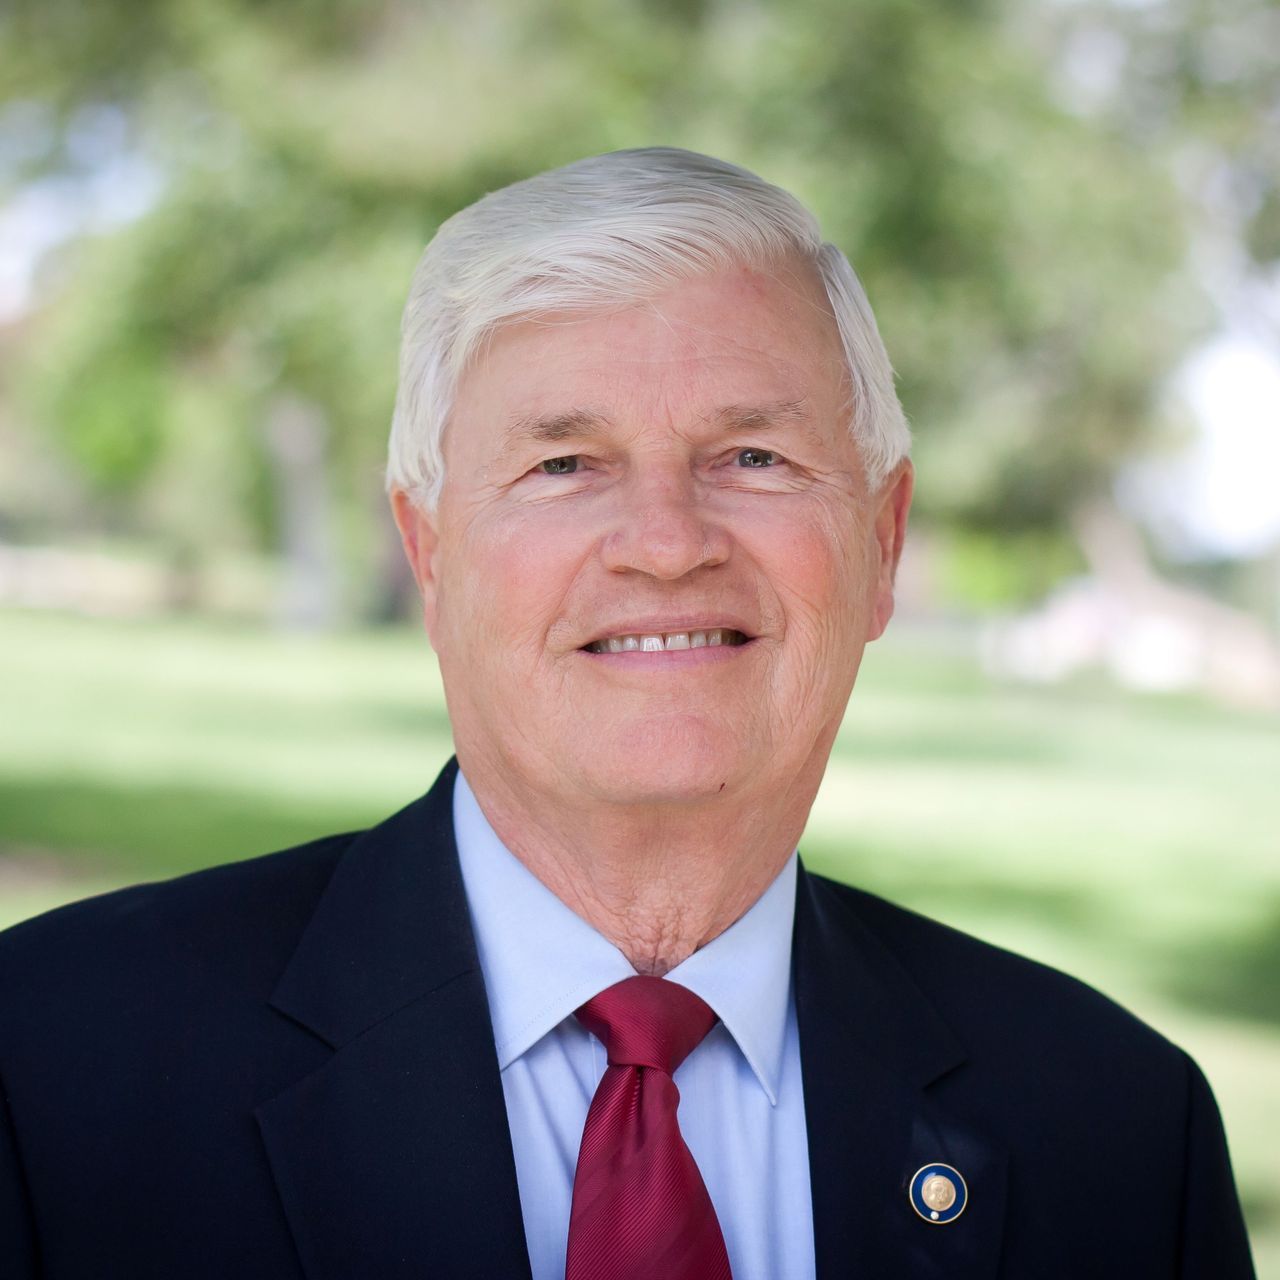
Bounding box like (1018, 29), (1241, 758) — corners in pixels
(539, 456), (579, 475)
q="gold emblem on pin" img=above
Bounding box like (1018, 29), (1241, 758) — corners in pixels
(921, 1174), (957, 1212)
(909, 1162), (968, 1224)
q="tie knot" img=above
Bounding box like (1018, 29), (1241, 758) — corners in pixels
(576, 976), (718, 1075)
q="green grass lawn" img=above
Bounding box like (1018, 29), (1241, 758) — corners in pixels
(2, 606), (1277, 1270)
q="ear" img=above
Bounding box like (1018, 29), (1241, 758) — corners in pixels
(867, 459), (914, 642)
(390, 488), (442, 639)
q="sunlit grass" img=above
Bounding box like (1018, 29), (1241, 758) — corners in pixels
(2, 606), (1277, 1270)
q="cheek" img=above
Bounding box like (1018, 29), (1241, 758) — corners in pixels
(438, 510), (583, 656)
(747, 503), (868, 634)
(739, 504), (873, 728)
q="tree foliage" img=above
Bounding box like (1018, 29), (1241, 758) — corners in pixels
(2, 0), (1233, 614)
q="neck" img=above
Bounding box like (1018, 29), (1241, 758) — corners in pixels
(457, 753), (821, 975)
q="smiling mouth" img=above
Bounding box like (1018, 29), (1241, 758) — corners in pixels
(583, 628), (750, 654)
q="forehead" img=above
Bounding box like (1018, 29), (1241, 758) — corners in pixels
(447, 260), (849, 447)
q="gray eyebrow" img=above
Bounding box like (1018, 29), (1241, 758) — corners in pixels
(706, 399), (810, 432)
(504, 409), (611, 446)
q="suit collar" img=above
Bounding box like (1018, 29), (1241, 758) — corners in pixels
(256, 758), (532, 1280)
(268, 756), (474, 1048)
(795, 865), (1009, 1279)
(794, 863), (964, 1088)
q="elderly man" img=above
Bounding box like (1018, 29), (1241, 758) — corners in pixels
(0, 149), (1255, 1278)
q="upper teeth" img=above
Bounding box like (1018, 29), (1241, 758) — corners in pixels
(586, 629), (746, 654)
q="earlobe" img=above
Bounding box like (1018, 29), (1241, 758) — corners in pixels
(390, 488), (441, 632)
(867, 460), (914, 641)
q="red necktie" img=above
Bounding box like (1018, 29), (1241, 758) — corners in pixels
(565, 975), (733, 1280)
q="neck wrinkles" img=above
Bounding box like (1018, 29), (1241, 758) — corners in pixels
(456, 750), (818, 974)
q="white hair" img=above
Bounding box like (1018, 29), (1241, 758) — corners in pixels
(386, 147), (910, 509)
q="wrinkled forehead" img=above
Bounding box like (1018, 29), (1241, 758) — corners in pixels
(451, 258), (849, 427)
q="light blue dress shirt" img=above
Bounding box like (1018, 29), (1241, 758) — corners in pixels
(452, 769), (816, 1280)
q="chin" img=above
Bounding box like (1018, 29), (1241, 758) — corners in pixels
(575, 718), (749, 805)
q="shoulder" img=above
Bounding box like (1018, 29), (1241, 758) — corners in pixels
(806, 870), (1184, 1077)
(0, 830), (360, 1027)
(800, 876), (1254, 1272)
(800, 871), (1212, 1204)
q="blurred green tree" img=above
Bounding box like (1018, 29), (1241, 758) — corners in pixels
(1, 0), (1236, 619)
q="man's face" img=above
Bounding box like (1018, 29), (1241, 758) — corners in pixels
(394, 259), (912, 809)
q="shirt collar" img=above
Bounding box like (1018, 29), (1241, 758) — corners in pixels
(452, 768), (796, 1106)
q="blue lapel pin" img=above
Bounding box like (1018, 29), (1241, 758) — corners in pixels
(909, 1162), (968, 1224)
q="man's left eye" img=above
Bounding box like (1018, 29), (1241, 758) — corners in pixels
(737, 448), (780, 468)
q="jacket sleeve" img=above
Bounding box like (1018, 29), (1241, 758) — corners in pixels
(1177, 1051), (1255, 1279)
(0, 1063), (40, 1277)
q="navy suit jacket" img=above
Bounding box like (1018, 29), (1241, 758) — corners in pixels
(0, 758), (1255, 1277)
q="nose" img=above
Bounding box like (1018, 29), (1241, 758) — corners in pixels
(599, 465), (732, 580)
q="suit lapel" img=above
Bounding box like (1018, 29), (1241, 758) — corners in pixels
(794, 867), (1008, 1279)
(255, 759), (532, 1280)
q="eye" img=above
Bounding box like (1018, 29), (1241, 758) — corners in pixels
(539, 455), (579, 475)
(736, 448), (780, 468)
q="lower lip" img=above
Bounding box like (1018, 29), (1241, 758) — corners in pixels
(576, 639), (757, 668)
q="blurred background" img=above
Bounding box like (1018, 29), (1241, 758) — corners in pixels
(1, 0), (1277, 1267)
